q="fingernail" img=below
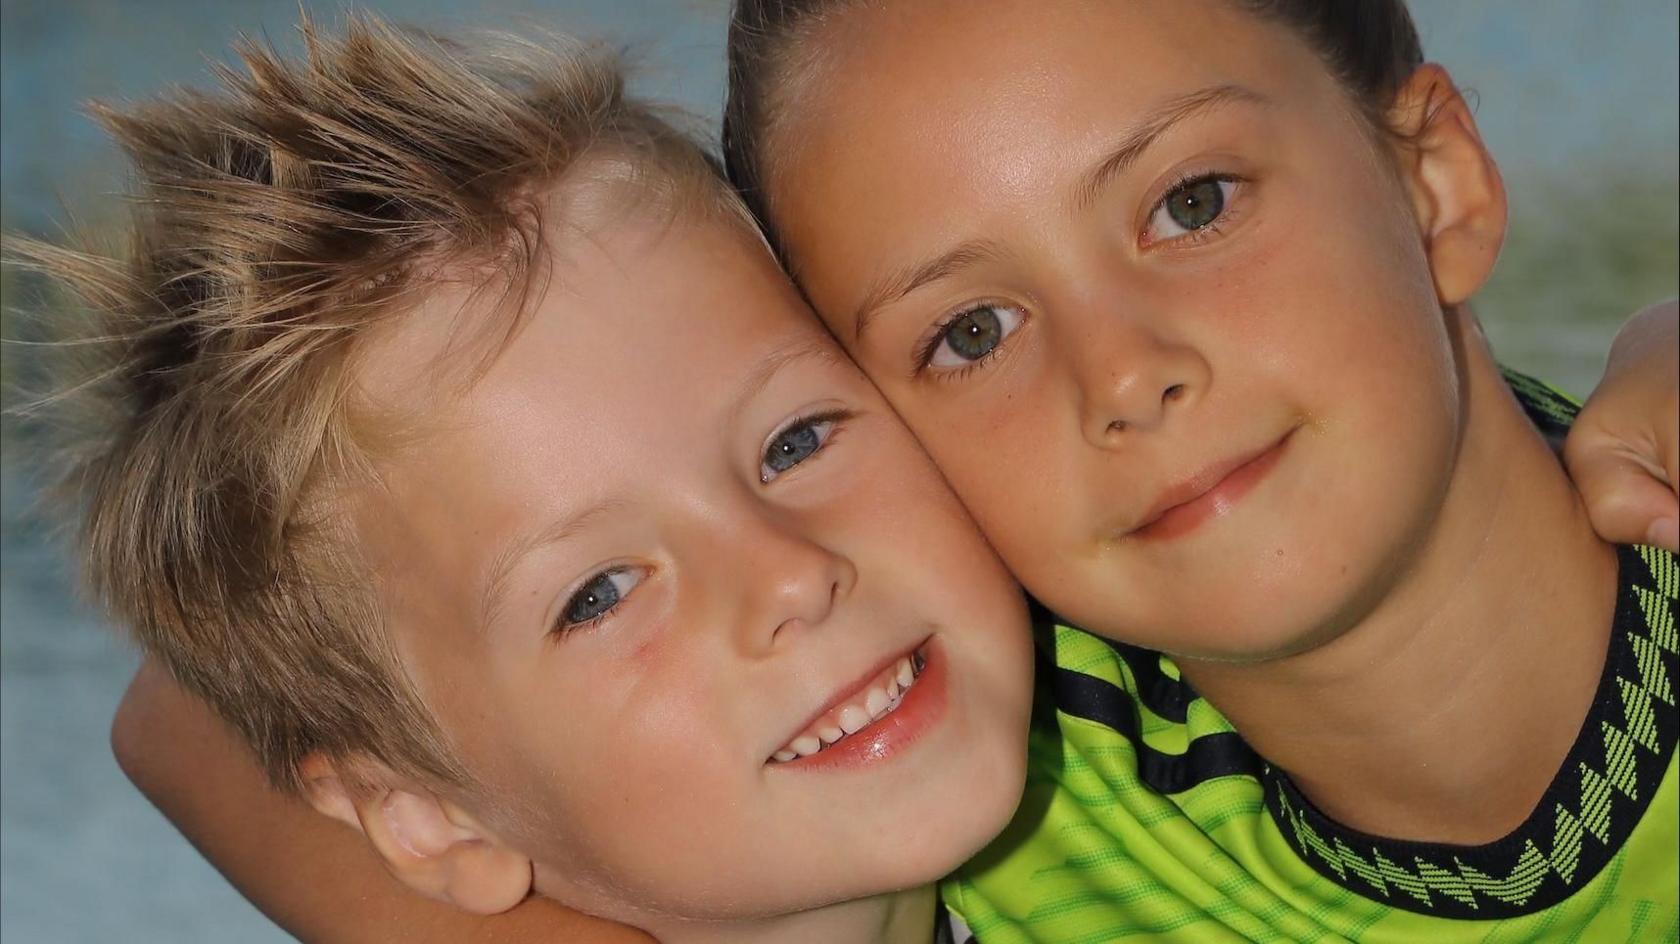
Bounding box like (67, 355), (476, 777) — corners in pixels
(1649, 518), (1680, 551)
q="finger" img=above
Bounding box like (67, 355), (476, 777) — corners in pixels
(1661, 418), (1679, 498)
(1569, 447), (1680, 551)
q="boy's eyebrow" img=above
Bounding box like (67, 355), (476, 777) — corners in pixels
(731, 333), (847, 423)
(1069, 83), (1268, 214)
(479, 498), (631, 632)
(847, 84), (1265, 340)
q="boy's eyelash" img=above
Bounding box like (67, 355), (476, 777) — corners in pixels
(771, 408), (851, 446)
(551, 597), (614, 641)
(551, 566), (644, 640)
(761, 407), (853, 480)
(557, 609), (611, 638)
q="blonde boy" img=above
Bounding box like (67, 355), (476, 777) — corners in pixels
(11, 18), (1034, 942)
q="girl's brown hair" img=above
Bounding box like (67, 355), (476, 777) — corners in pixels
(722, 0), (1424, 250)
(7, 14), (734, 794)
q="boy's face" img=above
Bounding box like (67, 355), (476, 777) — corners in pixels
(355, 201), (1034, 924)
(768, 0), (1473, 659)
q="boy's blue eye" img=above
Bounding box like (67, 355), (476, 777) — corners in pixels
(761, 411), (846, 482)
(925, 304), (1026, 369)
(560, 568), (643, 631)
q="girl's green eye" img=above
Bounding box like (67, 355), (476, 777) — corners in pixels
(1147, 175), (1238, 243)
(947, 309), (1003, 360)
(1165, 178), (1226, 231)
(927, 304), (1026, 369)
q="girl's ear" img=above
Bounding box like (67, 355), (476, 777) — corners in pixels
(1384, 64), (1508, 307)
(297, 753), (533, 914)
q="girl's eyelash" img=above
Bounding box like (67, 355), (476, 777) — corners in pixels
(1157, 169), (1240, 204)
(925, 358), (988, 384)
(913, 303), (1015, 374)
(913, 312), (959, 369)
(1169, 217), (1230, 249)
(1145, 170), (1248, 247)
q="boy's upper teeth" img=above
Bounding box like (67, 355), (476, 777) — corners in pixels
(770, 653), (922, 763)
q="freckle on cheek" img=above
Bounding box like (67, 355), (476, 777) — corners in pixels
(631, 630), (670, 668)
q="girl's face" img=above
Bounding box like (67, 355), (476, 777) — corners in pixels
(767, 0), (1483, 658)
(357, 205), (1034, 928)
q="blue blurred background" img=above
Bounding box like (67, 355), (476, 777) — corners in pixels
(2, 1), (1675, 940)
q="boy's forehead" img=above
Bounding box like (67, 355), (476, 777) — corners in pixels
(356, 206), (799, 414)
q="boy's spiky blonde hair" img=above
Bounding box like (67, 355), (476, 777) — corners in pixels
(7, 13), (739, 792)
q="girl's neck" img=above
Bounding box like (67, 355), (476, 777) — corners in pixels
(645, 883), (939, 944)
(1179, 313), (1618, 845)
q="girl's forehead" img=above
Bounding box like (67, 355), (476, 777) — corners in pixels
(796, 0), (1291, 96)
(768, 5), (1335, 310)
(776, 2), (1317, 192)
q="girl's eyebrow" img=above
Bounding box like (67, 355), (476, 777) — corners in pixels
(1068, 83), (1268, 214)
(851, 239), (1008, 343)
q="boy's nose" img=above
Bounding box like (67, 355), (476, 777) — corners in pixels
(1072, 323), (1208, 448)
(726, 507), (858, 653)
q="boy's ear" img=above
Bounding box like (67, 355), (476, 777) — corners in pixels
(297, 753), (533, 914)
(1385, 64), (1508, 307)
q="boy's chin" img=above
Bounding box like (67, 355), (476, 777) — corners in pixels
(842, 736), (1030, 891)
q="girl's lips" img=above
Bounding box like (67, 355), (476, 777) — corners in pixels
(1129, 428), (1295, 542)
(766, 638), (947, 771)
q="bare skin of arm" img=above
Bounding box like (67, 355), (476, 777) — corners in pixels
(111, 660), (655, 944)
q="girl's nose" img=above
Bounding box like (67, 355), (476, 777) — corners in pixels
(1072, 319), (1209, 449)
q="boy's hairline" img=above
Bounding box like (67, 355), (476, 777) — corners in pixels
(11, 12), (766, 801)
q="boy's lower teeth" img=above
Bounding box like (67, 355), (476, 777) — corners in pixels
(770, 650), (925, 763)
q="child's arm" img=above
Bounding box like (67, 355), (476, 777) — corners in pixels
(111, 660), (656, 944)
(1564, 299), (1679, 551)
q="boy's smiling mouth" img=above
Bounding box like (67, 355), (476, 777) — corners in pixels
(768, 641), (931, 765)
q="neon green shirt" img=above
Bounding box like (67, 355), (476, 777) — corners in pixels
(943, 378), (1679, 943)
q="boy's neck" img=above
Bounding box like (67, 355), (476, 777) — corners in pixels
(1178, 310), (1619, 845)
(639, 883), (939, 944)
